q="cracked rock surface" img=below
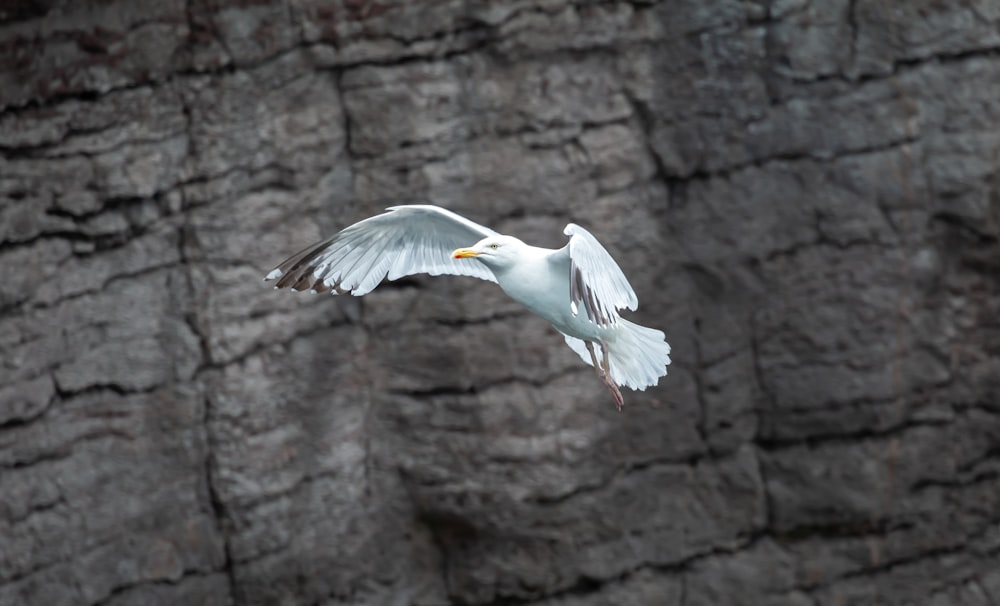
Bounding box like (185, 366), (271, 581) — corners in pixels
(2, 1), (1000, 604)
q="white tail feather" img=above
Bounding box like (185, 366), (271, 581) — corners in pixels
(562, 319), (671, 390)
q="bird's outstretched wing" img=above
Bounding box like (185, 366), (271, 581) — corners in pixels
(265, 205), (499, 295)
(564, 223), (638, 327)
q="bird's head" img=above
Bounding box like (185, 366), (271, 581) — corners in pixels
(452, 235), (525, 270)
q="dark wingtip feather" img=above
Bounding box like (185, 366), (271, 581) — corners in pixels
(268, 234), (339, 290)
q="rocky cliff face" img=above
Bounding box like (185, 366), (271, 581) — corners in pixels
(2, 1), (1000, 604)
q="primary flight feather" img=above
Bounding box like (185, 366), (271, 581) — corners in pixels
(265, 205), (671, 410)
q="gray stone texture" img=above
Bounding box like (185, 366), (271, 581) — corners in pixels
(1, 0), (999, 604)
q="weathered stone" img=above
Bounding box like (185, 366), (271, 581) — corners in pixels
(2, 1), (999, 605)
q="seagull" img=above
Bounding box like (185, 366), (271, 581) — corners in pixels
(265, 205), (671, 410)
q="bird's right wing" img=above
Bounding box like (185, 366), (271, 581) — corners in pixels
(564, 223), (639, 327)
(265, 205), (499, 295)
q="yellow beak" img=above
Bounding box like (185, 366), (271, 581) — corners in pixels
(452, 247), (479, 259)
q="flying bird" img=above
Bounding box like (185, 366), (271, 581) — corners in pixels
(265, 205), (671, 410)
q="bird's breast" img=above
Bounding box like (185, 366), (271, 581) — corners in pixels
(495, 255), (605, 341)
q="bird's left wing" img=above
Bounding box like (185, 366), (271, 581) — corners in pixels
(563, 223), (638, 327)
(265, 205), (499, 295)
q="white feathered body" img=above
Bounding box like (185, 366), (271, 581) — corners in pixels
(490, 244), (596, 338)
(491, 243), (671, 391)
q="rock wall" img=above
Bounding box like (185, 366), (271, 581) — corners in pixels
(2, 1), (1000, 604)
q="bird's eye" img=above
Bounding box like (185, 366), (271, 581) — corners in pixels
(490, 243), (499, 250)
